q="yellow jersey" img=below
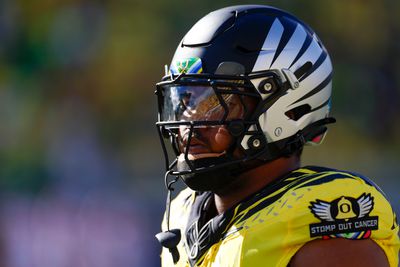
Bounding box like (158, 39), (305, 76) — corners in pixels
(160, 166), (399, 267)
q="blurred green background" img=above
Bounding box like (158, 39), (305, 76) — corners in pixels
(0, 0), (398, 266)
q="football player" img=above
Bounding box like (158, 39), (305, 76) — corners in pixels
(155, 5), (399, 267)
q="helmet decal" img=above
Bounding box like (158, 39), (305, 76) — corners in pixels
(170, 57), (203, 75)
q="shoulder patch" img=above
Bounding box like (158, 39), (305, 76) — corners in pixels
(309, 193), (379, 239)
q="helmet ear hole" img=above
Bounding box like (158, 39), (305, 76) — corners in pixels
(285, 104), (311, 121)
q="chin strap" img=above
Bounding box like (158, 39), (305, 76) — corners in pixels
(257, 117), (336, 161)
(155, 171), (181, 264)
(281, 117), (336, 155)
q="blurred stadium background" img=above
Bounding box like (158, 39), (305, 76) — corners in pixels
(0, 0), (398, 266)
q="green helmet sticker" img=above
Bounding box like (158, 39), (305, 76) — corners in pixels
(170, 57), (203, 74)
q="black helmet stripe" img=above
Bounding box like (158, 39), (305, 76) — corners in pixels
(290, 72), (332, 106)
(289, 34), (324, 73)
(252, 18), (284, 72)
(269, 19), (299, 68)
(299, 51), (328, 82)
(310, 97), (331, 112)
(289, 33), (313, 68)
(271, 23), (308, 69)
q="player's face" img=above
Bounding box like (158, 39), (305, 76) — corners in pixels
(165, 86), (257, 157)
(179, 124), (233, 156)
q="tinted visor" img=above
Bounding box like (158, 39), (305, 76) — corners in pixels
(161, 84), (258, 122)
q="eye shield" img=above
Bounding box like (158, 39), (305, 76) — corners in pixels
(157, 78), (260, 126)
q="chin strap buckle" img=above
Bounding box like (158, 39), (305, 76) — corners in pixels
(155, 172), (181, 264)
(155, 229), (181, 264)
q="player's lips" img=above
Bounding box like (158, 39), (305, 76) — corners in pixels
(186, 144), (210, 154)
(180, 132), (211, 154)
(182, 137), (210, 154)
